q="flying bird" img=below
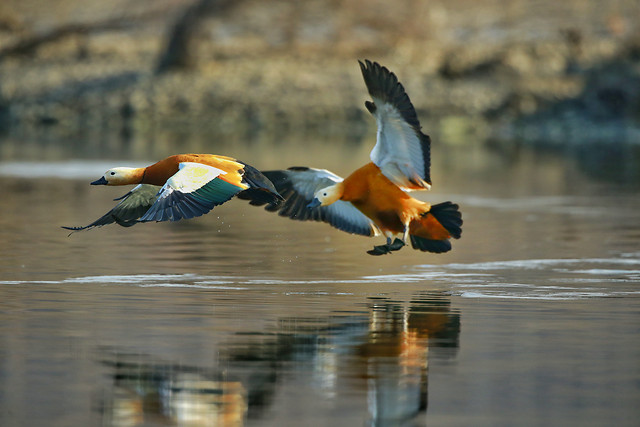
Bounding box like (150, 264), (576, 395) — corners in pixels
(253, 60), (462, 255)
(63, 154), (282, 232)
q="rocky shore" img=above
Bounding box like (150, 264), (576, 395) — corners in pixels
(0, 0), (638, 147)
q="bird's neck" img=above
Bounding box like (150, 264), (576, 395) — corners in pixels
(328, 182), (346, 204)
(120, 167), (146, 185)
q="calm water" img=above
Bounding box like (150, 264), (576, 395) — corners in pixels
(1, 137), (639, 426)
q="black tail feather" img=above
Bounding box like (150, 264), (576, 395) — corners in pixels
(409, 202), (462, 254)
(410, 236), (452, 253)
(429, 201), (462, 239)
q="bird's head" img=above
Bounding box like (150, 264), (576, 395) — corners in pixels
(91, 167), (140, 186)
(308, 183), (342, 208)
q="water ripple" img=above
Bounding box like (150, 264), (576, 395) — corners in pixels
(413, 256), (640, 300)
(3, 256), (638, 301)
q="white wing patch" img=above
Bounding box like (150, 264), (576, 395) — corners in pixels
(370, 100), (429, 189)
(289, 168), (343, 196)
(166, 162), (227, 193)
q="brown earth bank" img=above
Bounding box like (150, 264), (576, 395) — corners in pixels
(0, 0), (638, 147)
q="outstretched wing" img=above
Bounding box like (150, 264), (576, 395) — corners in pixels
(62, 184), (160, 233)
(250, 167), (379, 237)
(140, 162), (245, 222)
(359, 59), (431, 190)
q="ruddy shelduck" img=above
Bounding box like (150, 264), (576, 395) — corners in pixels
(253, 60), (462, 255)
(64, 154), (282, 232)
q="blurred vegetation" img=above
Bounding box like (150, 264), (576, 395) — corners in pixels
(0, 0), (639, 148)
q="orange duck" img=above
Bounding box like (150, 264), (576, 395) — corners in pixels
(64, 154), (282, 232)
(254, 60), (462, 255)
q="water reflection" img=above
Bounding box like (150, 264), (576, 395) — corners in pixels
(100, 354), (247, 426)
(354, 295), (459, 426)
(99, 292), (460, 426)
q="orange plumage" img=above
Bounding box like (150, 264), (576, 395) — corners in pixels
(255, 60), (462, 255)
(64, 153), (281, 232)
(341, 162), (427, 233)
(138, 154), (246, 187)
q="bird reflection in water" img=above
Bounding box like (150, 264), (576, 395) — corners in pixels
(98, 292), (460, 426)
(357, 295), (460, 426)
(99, 356), (247, 426)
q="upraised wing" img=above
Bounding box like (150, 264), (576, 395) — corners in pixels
(252, 167), (379, 237)
(62, 184), (160, 233)
(359, 59), (431, 190)
(140, 162), (245, 222)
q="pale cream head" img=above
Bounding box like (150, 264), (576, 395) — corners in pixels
(91, 167), (140, 186)
(312, 184), (342, 206)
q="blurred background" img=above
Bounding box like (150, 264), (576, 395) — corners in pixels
(1, 3), (640, 426)
(0, 0), (639, 159)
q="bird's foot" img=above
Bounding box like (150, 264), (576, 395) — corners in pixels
(367, 244), (392, 256)
(367, 239), (405, 256)
(388, 238), (406, 251)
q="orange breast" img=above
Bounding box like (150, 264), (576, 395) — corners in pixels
(341, 163), (416, 233)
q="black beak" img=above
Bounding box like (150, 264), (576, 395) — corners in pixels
(307, 198), (321, 209)
(91, 176), (108, 185)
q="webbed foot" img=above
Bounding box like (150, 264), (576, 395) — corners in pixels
(367, 244), (393, 256)
(388, 238), (406, 251)
(367, 238), (406, 255)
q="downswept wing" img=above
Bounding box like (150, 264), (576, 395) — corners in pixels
(252, 167), (379, 237)
(359, 59), (431, 190)
(62, 184), (160, 233)
(140, 162), (246, 222)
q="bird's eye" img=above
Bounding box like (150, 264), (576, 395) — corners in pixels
(323, 192), (327, 197)
(110, 171), (116, 176)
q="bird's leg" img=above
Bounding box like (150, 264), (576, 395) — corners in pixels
(388, 225), (408, 251)
(367, 231), (408, 255)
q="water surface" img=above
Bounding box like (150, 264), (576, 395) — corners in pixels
(1, 139), (639, 426)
